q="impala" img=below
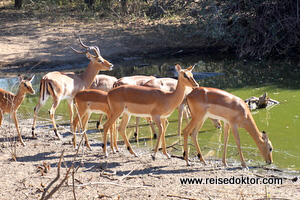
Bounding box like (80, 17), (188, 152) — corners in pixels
(182, 87), (273, 168)
(102, 64), (199, 158)
(143, 77), (221, 136)
(114, 75), (158, 139)
(0, 76), (35, 146)
(89, 74), (117, 129)
(32, 37), (113, 139)
(72, 89), (117, 152)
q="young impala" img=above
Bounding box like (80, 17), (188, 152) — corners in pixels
(102, 64), (199, 158)
(0, 76), (35, 146)
(72, 89), (117, 152)
(183, 87), (273, 168)
(32, 37), (113, 139)
(89, 74), (117, 129)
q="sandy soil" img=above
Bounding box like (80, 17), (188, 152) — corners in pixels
(0, 8), (299, 200)
(0, 120), (299, 200)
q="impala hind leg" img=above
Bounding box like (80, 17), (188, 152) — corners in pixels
(102, 112), (121, 157)
(160, 118), (170, 158)
(190, 119), (207, 164)
(96, 114), (103, 130)
(12, 111), (25, 146)
(182, 115), (203, 166)
(67, 99), (74, 132)
(49, 98), (62, 140)
(222, 123), (230, 167)
(152, 115), (167, 159)
(177, 102), (185, 136)
(231, 124), (247, 169)
(110, 122), (118, 153)
(118, 114), (137, 156)
(134, 117), (140, 141)
(32, 96), (48, 138)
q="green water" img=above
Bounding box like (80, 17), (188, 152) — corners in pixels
(0, 54), (299, 172)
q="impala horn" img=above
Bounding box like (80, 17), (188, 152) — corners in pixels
(70, 36), (102, 58)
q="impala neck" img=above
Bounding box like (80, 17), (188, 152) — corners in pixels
(80, 61), (99, 88)
(244, 115), (265, 150)
(167, 78), (186, 109)
(13, 89), (26, 110)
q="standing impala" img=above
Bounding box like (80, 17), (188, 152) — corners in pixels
(182, 87), (273, 168)
(89, 74), (117, 129)
(72, 89), (117, 152)
(32, 37), (113, 139)
(143, 77), (221, 136)
(114, 75), (158, 139)
(0, 76), (35, 146)
(102, 64), (199, 158)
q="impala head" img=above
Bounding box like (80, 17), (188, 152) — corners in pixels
(70, 36), (114, 71)
(175, 64), (199, 88)
(19, 75), (35, 95)
(261, 131), (273, 165)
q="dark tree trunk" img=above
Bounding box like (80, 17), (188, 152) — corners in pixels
(121, 0), (127, 14)
(15, 0), (22, 9)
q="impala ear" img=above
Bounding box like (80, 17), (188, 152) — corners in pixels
(86, 52), (93, 60)
(18, 75), (23, 83)
(175, 64), (181, 72)
(27, 75), (35, 83)
(187, 64), (196, 71)
(262, 131), (269, 142)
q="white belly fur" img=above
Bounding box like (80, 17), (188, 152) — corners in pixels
(205, 112), (229, 124)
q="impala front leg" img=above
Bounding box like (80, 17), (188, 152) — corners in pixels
(118, 114), (137, 156)
(161, 118), (170, 158)
(222, 123), (230, 167)
(231, 124), (248, 169)
(152, 115), (164, 160)
(12, 111), (25, 146)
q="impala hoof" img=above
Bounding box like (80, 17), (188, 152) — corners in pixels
(151, 154), (156, 161)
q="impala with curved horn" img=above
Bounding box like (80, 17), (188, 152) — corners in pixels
(182, 87), (273, 168)
(32, 37), (113, 139)
(102, 64), (198, 158)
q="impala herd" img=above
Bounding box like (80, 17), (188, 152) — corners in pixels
(0, 38), (273, 168)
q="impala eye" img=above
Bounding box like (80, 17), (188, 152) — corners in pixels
(184, 73), (189, 79)
(269, 148), (273, 152)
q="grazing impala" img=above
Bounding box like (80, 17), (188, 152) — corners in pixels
(32, 37), (113, 139)
(0, 76), (35, 146)
(183, 87), (273, 168)
(89, 74), (117, 129)
(102, 64), (199, 158)
(72, 89), (117, 152)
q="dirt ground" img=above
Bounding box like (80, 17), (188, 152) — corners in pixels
(0, 120), (299, 200)
(0, 8), (300, 200)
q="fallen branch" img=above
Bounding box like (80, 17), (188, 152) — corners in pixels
(69, 181), (152, 188)
(41, 150), (65, 200)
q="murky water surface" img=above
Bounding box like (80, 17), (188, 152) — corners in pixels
(1, 53), (299, 173)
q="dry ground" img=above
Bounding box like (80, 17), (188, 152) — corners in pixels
(0, 120), (299, 200)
